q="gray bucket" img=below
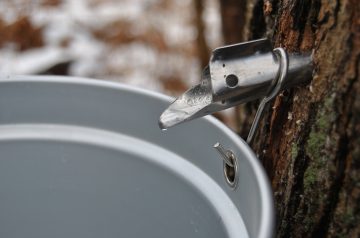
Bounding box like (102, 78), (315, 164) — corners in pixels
(0, 75), (274, 238)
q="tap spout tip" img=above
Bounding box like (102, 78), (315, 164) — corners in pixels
(158, 120), (168, 131)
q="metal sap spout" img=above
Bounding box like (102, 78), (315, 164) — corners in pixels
(159, 38), (313, 130)
(159, 67), (214, 129)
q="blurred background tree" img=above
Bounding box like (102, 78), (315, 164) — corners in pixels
(0, 0), (220, 96)
(0, 0), (359, 237)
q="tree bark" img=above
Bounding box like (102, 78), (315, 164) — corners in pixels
(222, 0), (360, 237)
(193, 0), (210, 69)
(219, 0), (248, 44)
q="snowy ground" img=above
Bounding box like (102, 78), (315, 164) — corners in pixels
(0, 0), (236, 128)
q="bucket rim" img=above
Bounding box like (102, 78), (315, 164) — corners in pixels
(0, 74), (275, 238)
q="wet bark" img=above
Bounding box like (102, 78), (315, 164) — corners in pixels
(224, 0), (360, 237)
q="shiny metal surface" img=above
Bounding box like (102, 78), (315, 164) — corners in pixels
(213, 142), (235, 167)
(159, 38), (313, 129)
(246, 47), (289, 144)
(158, 68), (213, 129)
(0, 75), (274, 238)
(213, 143), (239, 189)
(210, 39), (278, 102)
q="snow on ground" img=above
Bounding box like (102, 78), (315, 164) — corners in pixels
(0, 0), (222, 92)
(0, 0), (236, 128)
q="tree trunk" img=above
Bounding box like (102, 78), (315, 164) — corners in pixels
(219, 0), (248, 44)
(193, 0), (210, 69)
(221, 0), (360, 237)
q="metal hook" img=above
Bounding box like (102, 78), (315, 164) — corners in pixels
(246, 47), (289, 144)
(213, 142), (239, 189)
(213, 142), (235, 167)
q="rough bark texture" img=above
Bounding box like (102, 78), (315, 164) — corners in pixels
(226, 0), (359, 237)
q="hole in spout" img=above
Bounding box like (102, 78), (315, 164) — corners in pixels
(225, 74), (238, 88)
